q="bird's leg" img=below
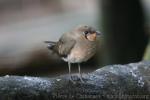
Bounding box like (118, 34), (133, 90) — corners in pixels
(78, 63), (84, 83)
(68, 62), (75, 83)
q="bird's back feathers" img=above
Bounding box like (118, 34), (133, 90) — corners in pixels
(44, 35), (76, 58)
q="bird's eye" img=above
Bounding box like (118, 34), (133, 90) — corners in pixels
(83, 31), (89, 35)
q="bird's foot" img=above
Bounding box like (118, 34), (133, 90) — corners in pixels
(78, 74), (85, 83)
(69, 75), (85, 84)
(69, 76), (76, 84)
(79, 77), (84, 83)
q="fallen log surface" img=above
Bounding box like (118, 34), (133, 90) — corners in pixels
(0, 61), (150, 100)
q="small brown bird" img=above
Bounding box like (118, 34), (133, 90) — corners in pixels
(45, 25), (101, 82)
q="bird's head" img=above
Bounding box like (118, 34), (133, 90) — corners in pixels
(75, 25), (102, 41)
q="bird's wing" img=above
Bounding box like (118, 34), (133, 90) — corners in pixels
(56, 34), (76, 57)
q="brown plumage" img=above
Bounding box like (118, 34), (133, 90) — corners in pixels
(45, 25), (101, 83)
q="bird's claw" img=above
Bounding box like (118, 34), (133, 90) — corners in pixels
(69, 75), (84, 84)
(79, 77), (84, 83)
(69, 77), (76, 84)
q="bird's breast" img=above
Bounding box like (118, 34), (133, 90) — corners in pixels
(62, 43), (96, 63)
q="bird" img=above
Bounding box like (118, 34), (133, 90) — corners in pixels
(44, 25), (101, 83)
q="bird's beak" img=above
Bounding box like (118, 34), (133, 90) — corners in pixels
(96, 31), (102, 35)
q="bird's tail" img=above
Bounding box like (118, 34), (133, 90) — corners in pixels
(44, 41), (56, 50)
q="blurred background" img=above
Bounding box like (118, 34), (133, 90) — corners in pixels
(0, 0), (149, 77)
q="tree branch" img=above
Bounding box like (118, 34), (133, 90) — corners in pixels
(0, 61), (150, 100)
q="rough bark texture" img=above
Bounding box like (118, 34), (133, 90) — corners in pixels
(0, 61), (150, 100)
